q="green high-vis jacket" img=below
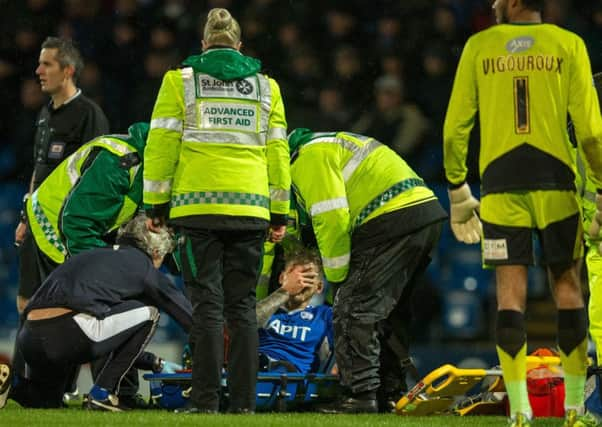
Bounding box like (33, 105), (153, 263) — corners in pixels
(26, 123), (148, 263)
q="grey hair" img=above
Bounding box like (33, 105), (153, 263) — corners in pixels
(117, 214), (175, 259)
(41, 37), (84, 83)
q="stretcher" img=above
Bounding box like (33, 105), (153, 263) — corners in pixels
(395, 355), (562, 416)
(143, 369), (340, 411)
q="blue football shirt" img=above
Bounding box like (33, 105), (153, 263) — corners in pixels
(259, 304), (333, 374)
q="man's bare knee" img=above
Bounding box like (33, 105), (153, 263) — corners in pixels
(548, 261), (583, 308)
(548, 261), (575, 282)
(495, 265), (528, 311)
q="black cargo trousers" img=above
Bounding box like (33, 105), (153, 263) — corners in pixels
(333, 217), (442, 397)
(179, 227), (265, 412)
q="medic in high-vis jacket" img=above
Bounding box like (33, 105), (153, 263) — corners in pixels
(141, 39), (289, 228)
(288, 128), (447, 413)
(20, 122), (148, 306)
(142, 8), (290, 414)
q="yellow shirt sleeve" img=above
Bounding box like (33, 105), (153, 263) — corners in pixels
(443, 37), (478, 186)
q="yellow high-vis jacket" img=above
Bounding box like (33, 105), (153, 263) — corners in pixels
(290, 130), (438, 283)
(143, 48), (290, 224)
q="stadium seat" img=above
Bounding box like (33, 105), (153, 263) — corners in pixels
(443, 245), (493, 297)
(0, 146), (15, 175)
(441, 290), (484, 339)
(0, 181), (27, 212)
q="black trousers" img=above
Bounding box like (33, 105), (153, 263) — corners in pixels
(90, 359), (140, 398)
(89, 351), (159, 398)
(17, 229), (58, 299)
(180, 228), (264, 412)
(12, 230), (60, 395)
(333, 221), (441, 394)
(11, 301), (159, 408)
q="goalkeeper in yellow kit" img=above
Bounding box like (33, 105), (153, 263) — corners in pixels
(443, 0), (602, 426)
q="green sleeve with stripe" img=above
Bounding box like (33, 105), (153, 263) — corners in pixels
(60, 150), (130, 256)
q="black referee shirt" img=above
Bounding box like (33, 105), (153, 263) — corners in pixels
(32, 90), (109, 190)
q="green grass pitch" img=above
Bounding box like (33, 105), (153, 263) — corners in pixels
(0, 402), (572, 427)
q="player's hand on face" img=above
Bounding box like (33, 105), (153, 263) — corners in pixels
(300, 264), (319, 287)
(282, 263), (318, 295)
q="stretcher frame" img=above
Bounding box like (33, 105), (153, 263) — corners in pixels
(395, 355), (562, 416)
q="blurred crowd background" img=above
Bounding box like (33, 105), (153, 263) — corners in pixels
(0, 0), (600, 353)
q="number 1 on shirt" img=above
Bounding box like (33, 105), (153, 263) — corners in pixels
(514, 76), (530, 134)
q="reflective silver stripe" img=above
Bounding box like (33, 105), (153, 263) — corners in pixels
(268, 126), (287, 141)
(65, 139), (135, 185)
(303, 135), (382, 182)
(66, 146), (93, 185)
(257, 74), (271, 139)
(304, 136), (340, 147)
(144, 178), (172, 194)
(305, 136), (361, 157)
(98, 138), (135, 156)
(346, 133), (374, 143)
(305, 135), (374, 153)
(31, 192), (67, 256)
(322, 253), (350, 269)
(585, 190), (597, 203)
(73, 306), (159, 343)
(183, 129), (264, 146)
(310, 197), (348, 216)
(181, 67), (196, 128)
(257, 274), (270, 287)
(130, 164), (141, 185)
(150, 117), (183, 132)
(270, 188), (289, 202)
(342, 139), (382, 182)
(576, 150), (587, 198)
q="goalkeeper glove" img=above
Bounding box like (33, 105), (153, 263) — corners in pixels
(589, 191), (602, 253)
(448, 183), (482, 244)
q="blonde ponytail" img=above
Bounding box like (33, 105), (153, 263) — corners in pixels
(203, 8), (241, 47)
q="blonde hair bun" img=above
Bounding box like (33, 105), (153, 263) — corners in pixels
(207, 8), (232, 30)
(204, 8), (241, 47)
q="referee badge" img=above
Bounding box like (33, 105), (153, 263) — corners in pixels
(48, 141), (66, 159)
